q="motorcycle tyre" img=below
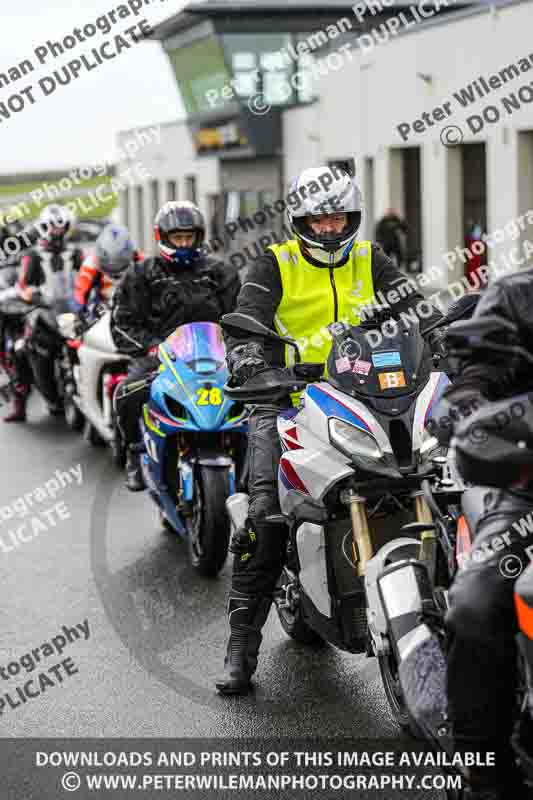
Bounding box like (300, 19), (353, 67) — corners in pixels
(275, 571), (325, 647)
(64, 395), (84, 432)
(84, 420), (104, 447)
(188, 466), (231, 577)
(110, 430), (127, 469)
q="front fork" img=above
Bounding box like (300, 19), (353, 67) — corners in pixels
(342, 489), (373, 576)
(341, 489), (435, 576)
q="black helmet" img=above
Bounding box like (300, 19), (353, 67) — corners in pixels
(154, 201), (205, 266)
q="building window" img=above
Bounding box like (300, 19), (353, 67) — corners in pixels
(222, 33), (317, 109)
(166, 180), (177, 201)
(136, 186), (144, 251)
(151, 180), (160, 221)
(122, 188), (130, 229)
(185, 175), (197, 204)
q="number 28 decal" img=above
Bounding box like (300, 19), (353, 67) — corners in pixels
(196, 387), (223, 405)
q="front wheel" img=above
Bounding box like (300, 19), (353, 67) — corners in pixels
(275, 570), (324, 646)
(187, 466), (231, 577)
(378, 652), (423, 739)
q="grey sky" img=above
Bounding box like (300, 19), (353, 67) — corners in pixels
(0, 0), (187, 174)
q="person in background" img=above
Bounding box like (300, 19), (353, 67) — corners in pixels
(375, 209), (408, 268)
(71, 223), (143, 318)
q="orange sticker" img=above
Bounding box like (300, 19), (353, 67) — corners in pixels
(378, 370), (406, 390)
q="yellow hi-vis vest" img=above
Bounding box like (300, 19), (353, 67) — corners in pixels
(269, 239), (375, 366)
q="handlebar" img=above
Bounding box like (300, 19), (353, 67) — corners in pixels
(223, 362), (324, 402)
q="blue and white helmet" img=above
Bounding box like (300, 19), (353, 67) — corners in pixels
(287, 166), (362, 266)
(95, 224), (135, 277)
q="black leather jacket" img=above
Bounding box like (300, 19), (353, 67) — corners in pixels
(111, 254), (240, 356)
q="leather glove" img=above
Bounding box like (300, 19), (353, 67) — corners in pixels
(227, 342), (267, 385)
(229, 521), (258, 562)
(425, 327), (448, 360)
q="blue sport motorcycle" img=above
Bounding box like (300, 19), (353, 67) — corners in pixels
(140, 322), (248, 576)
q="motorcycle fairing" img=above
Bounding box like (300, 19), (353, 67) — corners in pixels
(412, 371), (450, 452)
(154, 334), (246, 433)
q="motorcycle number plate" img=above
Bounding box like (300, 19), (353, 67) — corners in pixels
(378, 370), (406, 390)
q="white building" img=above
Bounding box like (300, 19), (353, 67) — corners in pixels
(117, 0), (533, 290)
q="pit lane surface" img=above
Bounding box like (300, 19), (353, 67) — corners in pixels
(0, 395), (444, 799)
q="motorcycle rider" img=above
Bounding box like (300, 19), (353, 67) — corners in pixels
(71, 223), (143, 318)
(3, 204), (83, 421)
(112, 200), (240, 491)
(426, 269), (533, 799)
(216, 165), (445, 695)
(0, 219), (32, 412)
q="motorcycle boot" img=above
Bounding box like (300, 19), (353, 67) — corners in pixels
(125, 444), (145, 492)
(216, 591), (272, 695)
(3, 385), (29, 423)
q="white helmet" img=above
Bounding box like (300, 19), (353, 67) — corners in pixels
(287, 166), (362, 266)
(96, 223), (135, 277)
(36, 204), (75, 251)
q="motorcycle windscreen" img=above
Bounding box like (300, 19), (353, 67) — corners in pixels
(327, 320), (431, 398)
(164, 322), (226, 374)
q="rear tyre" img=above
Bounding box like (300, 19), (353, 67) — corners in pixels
(158, 508), (174, 533)
(188, 466), (231, 577)
(84, 420), (104, 447)
(275, 570), (324, 646)
(64, 392), (84, 432)
(110, 430), (127, 469)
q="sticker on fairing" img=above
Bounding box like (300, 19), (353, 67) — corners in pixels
(353, 359), (372, 375)
(378, 370), (406, 390)
(372, 351), (402, 368)
(335, 356), (352, 373)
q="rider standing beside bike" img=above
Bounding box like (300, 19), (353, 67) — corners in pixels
(216, 166), (445, 695)
(431, 270), (533, 799)
(112, 200), (240, 491)
(3, 204), (83, 422)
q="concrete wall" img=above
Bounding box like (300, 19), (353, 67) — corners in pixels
(310, 0), (533, 285)
(117, 121), (219, 256)
(118, 1), (533, 279)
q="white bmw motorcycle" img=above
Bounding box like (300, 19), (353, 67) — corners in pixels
(222, 307), (465, 731)
(58, 310), (131, 464)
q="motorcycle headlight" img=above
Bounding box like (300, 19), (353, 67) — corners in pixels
(329, 418), (382, 460)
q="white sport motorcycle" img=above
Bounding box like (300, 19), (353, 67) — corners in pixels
(222, 308), (462, 731)
(58, 310), (131, 463)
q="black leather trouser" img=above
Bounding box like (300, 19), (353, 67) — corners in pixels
(231, 405), (288, 596)
(446, 486), (533, 776)
(114, 357), (158, 447)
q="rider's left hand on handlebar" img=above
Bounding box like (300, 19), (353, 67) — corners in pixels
(426, 327), (448, 359)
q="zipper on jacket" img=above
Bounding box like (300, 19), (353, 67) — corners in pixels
(329, 267), (339, 322)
